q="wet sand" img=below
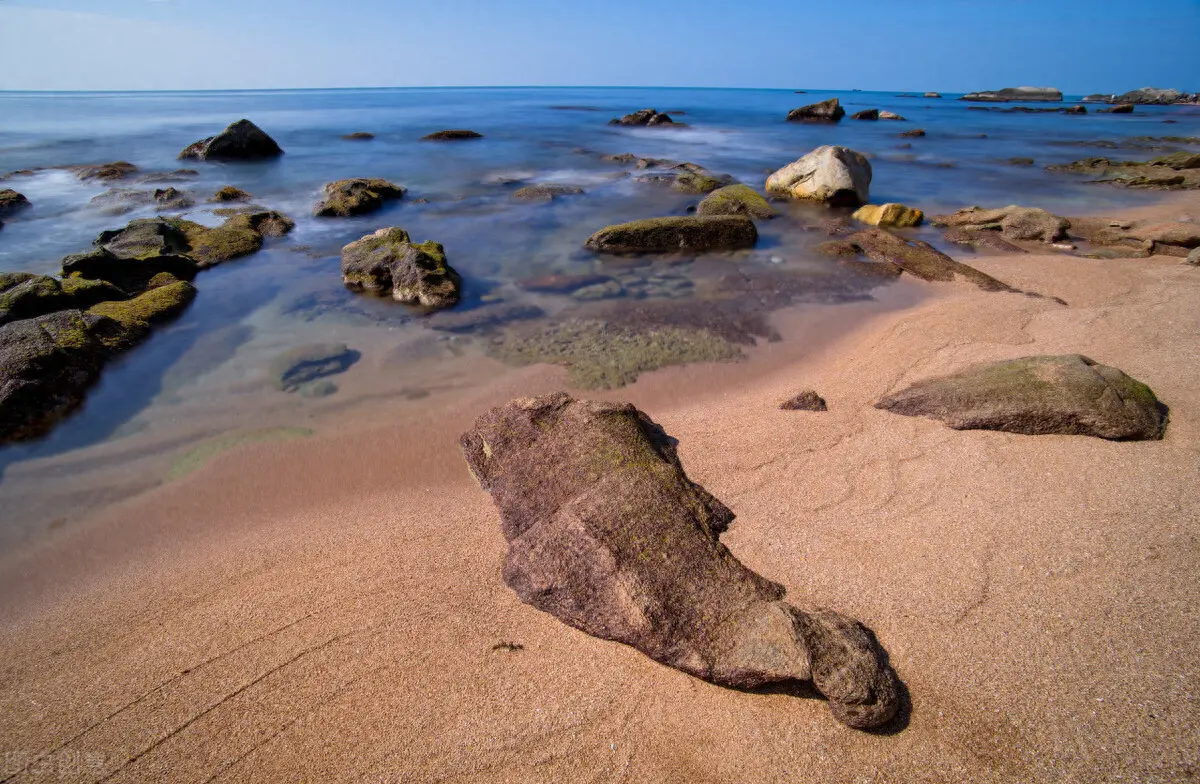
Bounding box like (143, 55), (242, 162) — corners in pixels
(1, 195), (1198, 782)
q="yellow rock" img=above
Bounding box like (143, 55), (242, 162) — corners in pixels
(853, 203), (924, 227)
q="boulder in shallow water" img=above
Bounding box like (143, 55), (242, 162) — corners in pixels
(512, 184), (585, 202)
(584, 216), (758, 254)
(70, 161), (138, 181)
(609, 109), (679, 127)
(765, 145), (871, 206)
(0, 273), (126, 327)
(0, 310), (112, 444)
(696, 184), (778, 219)
(852, 203), (924, 228)
(786, 97), (845, 123)
(1099, 104), (1135, 114)
(875, 355), (1166, 440)
(314, 178), (406, 217)
(210, 186), (251, 202)
(879, 110), (906, 120)
(421, 129), (484, 141)
(0, 189), (30, 215)
(851, 109), (879, 120)
(179, 119), (283, 161)
(341, 227), (462, 309)
(461, 393), (901, 729)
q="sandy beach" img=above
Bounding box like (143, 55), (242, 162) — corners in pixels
(1, 193), (1198, 783)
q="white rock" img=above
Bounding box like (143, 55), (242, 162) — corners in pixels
(765, 145), (872, 206)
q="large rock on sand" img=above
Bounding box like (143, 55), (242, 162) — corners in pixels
(341, 227), (462, 309)
(584, 216), (758, 254)
(461, 393), (901, 729)
(930, 205), (1070, 243)
(786, 98), (845, 123)
(315, 178), (406, 217)
(179, 119), (283, 161)
(876, 355), (1166, 440)
(0, 310), (113, 444)
(766, 146), (871, 207)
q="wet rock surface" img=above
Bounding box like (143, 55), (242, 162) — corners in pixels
(584, 216), (758, 254)
(461, 393), (901, 728)
(179, 119), (283, 161)
(609, 109), (680, 127)
(786, 98), (845, 123)
(766, 146), (871, 206)
(696, 184), (778, 219)
(314, 178), (406, 217)
(876, 355), (1166, 440)
(341, 227), (462, 310)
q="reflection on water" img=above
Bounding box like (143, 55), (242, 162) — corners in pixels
(1, 87), (1196, 546)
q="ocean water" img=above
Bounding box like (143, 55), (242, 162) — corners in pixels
(1, 86), (1197, 545)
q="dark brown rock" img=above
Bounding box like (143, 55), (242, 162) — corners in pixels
(71, 161), (138, 181)
(461, 393), (901, 729)
(845, 228), (1017, 292)
(421, 130), (484, 141)
(0, 189), (30, 215)
(786, 98), (845, 123)
(342, 132), (375, 141)
(1099, 104), (1135, 114)
(781, 390), (827, 411)
(609, 109), (680, 127)
(179, 119), (283, 161)
(875, 355), (1166, 440)
(584, 216), (758, 254)
(314, 178), (406, 217)
(899, 129), (926, 138)
(851, 109), (880, 120)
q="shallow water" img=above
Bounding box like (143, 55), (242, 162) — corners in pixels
(1, 86), (1197, 546)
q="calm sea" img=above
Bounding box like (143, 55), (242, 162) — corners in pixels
(0, 86), (1196, 544)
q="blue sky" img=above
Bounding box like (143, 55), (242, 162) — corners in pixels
(0, 0), (1196, 93)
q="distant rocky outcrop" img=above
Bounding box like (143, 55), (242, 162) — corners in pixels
(609, 109), (680, 127)
(1046, 154), (1200, 190)
(461, 393), (901, 729)
(851, 109), (879, 120)
(786, 98), (845, 123)
(924, 92), (942, 99)
(876, 355), (1166, 440)
(960, 87), (1063, 102)
(1083, 87), (1199, 105)
(314, 178), (406, 217)
(341, 227), (462, 309)
(584, 216), (758, 254)
(765, 146), (871, 206)
(179, 119), (283, 161)
(342, 132), (376, 141)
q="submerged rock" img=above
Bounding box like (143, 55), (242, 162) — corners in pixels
(426, 302), (545, 333)
(314, 178), (406, 217)
(781, 390), (827, 411)
(461, 393), (900, 728)
(961, 87), (1062, 102)
(179, 119), (284, 161)
(1099, 104), (1135, 114)
(786, 98), (845, 123)
(86, 279), (197, 349)
(609, 109), (679, 127)
(71, 162), (138, 181)
(930, 205), (1070, 243)
(898, 128), (926, 138)
(875, 355), (1166, 440)
(696, 184), (778, 219)
(852, 203), (924, 228)
(342, 132), (375, 140)
(512, 184), (585, 202)
(518, 273), (614, 294)
(765, 146), (871, 206)
(0, 310), (113, 444)
(269, 343), (360, 392)
(844, 228), (1017, 292)
(584, 216), (758, 254)
(421, 129), (484, 141)
(341, 227), (462, 309)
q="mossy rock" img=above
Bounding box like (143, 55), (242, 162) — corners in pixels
(852, 203), (925, 228)
(673, 171), (730, 194)
(697, 185), (778, 219)
(87, 280), (197, 349)
(1149, 152), (1200, 170)
(513, 184), (585, 202)
(168, 217), (263, 268)
(341, 227), (462, 310)
(71, 162), (138, 181)
(485, 318), (742, 388)
(421, 130), (484, 141)
(210, 186), (252, 202)
(0, 273), (130, 326)
(875, 354), (1166, 440)
(584, 216), (758, 254)
(0, 188), (30, 215)
(314, 178), (406, 217)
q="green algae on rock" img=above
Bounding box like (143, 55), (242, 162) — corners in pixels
(0, 273), (127, 326)
(341, 227), (462, 309)
(584, 216), (758, 254)
(512, 184), (585, 202)
(485, 318), (742, 388)
(210, 186), (252, 202)
(166, 427), (315, 481)
(314, 178), (406, 217)
(696, 184), (778, 219)
(875, 355), (1166, 440)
